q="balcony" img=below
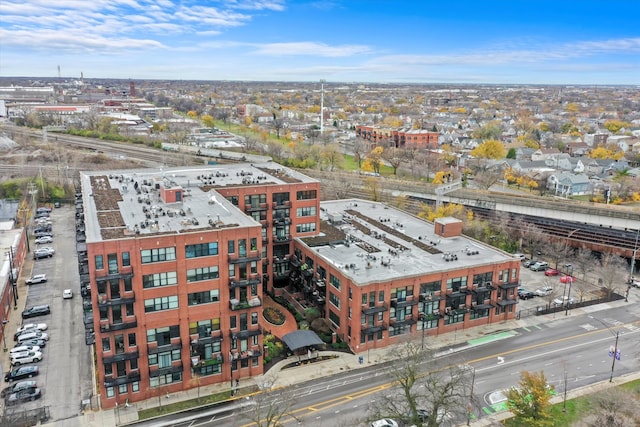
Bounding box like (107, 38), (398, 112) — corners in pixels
(244, 203), (268, 213)
(273, 201), (291, 210)
(390, 298), (418, 308)
(191, 353), (224, 368)
(149, 363), (183, 378)
(362, 304), (387, 315)
(228, 253), (262, 264)
(230, 348), (262, 361)
(419, 293), (445, 302)
(273, 235), (292, 243)
(229, 277), (261, 289)
(273, 255), (289, 264)
(97, 292), (135, 308)
(362, 323), (387, 334)
(230, 327), (262, 339)
(147, 339), (182, 355)
(229, 297), (262, 311)
(260, 220), (269, 229)
(104, 372), (141, 387)
(390, 317), (417, 327)
(103, 351), (139, 365)
(499, 282), (519, 290)
(95, 268), (134, 283)
(100, 317), (137, 333)
(273, 217), (291, 226)
(497, 297), (518, 306)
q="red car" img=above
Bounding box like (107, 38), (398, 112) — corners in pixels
(560, 275), (575, 283)
(544, 268), (560, 276)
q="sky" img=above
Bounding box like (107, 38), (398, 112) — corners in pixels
(1, 0), (639, 85)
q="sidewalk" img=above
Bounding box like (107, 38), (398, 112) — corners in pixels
(78, 293), (636, 427)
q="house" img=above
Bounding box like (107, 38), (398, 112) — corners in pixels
(547, 173), (591, 196)
(531, 148), (562, 162)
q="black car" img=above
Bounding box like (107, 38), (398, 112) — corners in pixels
(4, 366), (39, 383)
(1, 380), (37, 397)
(17, 338), (46, 349)
(21, 305), (51, 319)
(6, 387), (41, 405)
(518, 288), (535, 300)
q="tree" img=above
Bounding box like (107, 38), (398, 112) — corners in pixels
(597, 253), (627, 298)
(363, 146), (384, 174)
(580, 388), (640, 426)
(201, 114), (215, 128)
(506, 370), (554, 426)
(472, 121), (502, 141)
(382, 147), (406, 175)
(603, 119), (631, 134)
(241, 376), (297, 427)
(506, 148), (517, 159)
(351, 138), (367, 168)
(319, 143), (344, 171)
(470, 139), (507, 159)
(369, 342), (473, 427)
(472, 169), (502, 190)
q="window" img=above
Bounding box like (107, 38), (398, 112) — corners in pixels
(238, 239), (246, 257)
(329, 310), (340, 326)
(226, 195), (239, 206)
(147, 325), (180, 344)
(329, 292), (341, 309)
(95, 255), (104, 270)
(144, 296), (179, 313)
(251, 312), (258, 325)
(124, 277), (132, 292)
(149, 372), (182, 387)
(329, 274), (341, 290)
(132, 382), (139, 392)
(296, 206), (317, 217)
(296, 190), (317, 200)
(186, 266), (219, 282)
(118, 384), (127, 394)
(106, 387), (114, 398)
(446, 276), (468, 291)
(244, 194), (266, 207)
(108, 254), (118, 274)
(188, 290), (220, 305)
(250, 261), (258, 275)
(143, 272), (177, 288)
(121, 252), (130, 267)
(128, 333), (136, 347)
(379, 291), (385, 302)
(228, 240), (235, 254)
(141, 247), (176, 263)
(296, 222), (316, 233)
(272, 192), (290, 205)
(250, 238), (257, 251)
(185, 243), (218, 258)
(102, 337), (110, 352)
(189, 319), (219, 337)
(391, 286), (413, 301)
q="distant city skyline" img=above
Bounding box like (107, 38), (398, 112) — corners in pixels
(1, 0), (639, 85)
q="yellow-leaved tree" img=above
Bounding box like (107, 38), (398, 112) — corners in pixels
(507, 371), (554, 427)
(604, 119), (631, 134)
(362, 146), (384, 174)
(470, 139), (507, 159)
(418, 203), (466, 222)
(589, 145), (624, 160)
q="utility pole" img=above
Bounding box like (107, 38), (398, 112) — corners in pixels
(610, 331), (620, 383)
(319, 79), (326, 136)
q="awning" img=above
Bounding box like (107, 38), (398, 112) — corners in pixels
(281, 330), (324, 351)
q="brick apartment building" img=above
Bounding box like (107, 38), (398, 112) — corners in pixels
(288, 200), (520, 352)
(79, 164), (320, 408)
(79, 163), (518, 409)
(355, 125), (439, 149)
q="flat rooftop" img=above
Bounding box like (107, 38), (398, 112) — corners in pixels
(303, 199), (516, 285)
(79, 163), (318, 242)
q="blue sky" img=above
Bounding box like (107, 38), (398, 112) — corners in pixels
(1, 0), (639, 84)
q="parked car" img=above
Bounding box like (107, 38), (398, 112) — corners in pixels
(33, 231), (52, 238)
(553, 296), (575, 306)
(371, 419), (399, 427)
(518, 288), (535, 300)
(17, 338), (46, 349)
(544, 268), (560, 276)
(63, 289), (73, 299)
(10, 351), (43, 366)
(534, 286), (554, 297)
(34, 236), (53, 244)
(560, 275), (576, 283)
(4, 365), (40, 382)
(36, 207), (51, 214)
(14, 323), (48, 340)
(16, 331), (49, 344)
(530, 261), (549, 271)
(6, 387), (41, 405)
(523, 259), (537, 268)
(33, 249), (53, 260)
(9, 346), (41, 356)
(25, 274), (47, 285)
(21, 305), (51, 319)
(1, 380), (37, 396)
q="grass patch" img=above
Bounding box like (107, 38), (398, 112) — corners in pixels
(137, 390), (232, 421)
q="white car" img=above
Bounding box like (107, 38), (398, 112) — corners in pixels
(34, 236), (53, 244)
(63, 289), (73, 299)
(16, 323), (48, 335)
(10, 351), (43, 366)
(553, 296), (575, 306)
(25, 274), (47, 285)
(371, 419), (399, 427)
(9, 345), (41, 356)
(39, 247), (55, 255)
(534, 286), (553, 297)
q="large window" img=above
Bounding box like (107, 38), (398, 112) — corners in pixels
(296, 206), (317, 217)
(141, 247), (176, 263)
(146, 325), (180, 344)
(144, 296), (178, 313)
(143, 272), (177, 288)
(296, 222), (316, 233)
(186, 266), (219, 282)
(149, 372), (182, 387)
(108, 254), (118, 274)
(189, 319), (220, 336)
(185, 243), (218, 258)
(95, 255), (104, 270)
(296, 190), (317, 200)
(329, 274), (341, 290)
(446, 276), (468, 291)
(244, 194), (266, 206)
(329, 291), (341, 309)
(188, 290), (220, 306)
(121, 252), (130, 267)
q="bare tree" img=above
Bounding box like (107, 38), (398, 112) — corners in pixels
(352, 138), (368, 168)
(577, 388), (640, 427)
(472, 169), (502, 190)
(369, 342), (473, 427)
(239, 376), (298, 427)
(572, 246), (593, 281)
(598, 253), (627, 298)
(382, 147), (407, 176)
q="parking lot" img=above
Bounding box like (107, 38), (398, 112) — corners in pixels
(1, 204), (94, 424)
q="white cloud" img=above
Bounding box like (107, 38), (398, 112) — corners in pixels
(252, 42), (372, 57)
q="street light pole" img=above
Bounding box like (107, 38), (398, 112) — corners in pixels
(610, 330), (620, 383)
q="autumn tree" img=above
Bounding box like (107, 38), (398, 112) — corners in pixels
(363, 146), (384, 174)
(364, 176), (383, 201)
(603, 119), (631, 134)
(589, 145), (624, 160)
(201, 114), (215, 128)
(319, 143), (344, 171)
(418, 203), (468, 222)
(470, 139), (507, 159)
(351, 138), (368, 168)
(382, 147), (406, 175)
(506, 370), (554, 426)
(472, 121), (502, 141)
